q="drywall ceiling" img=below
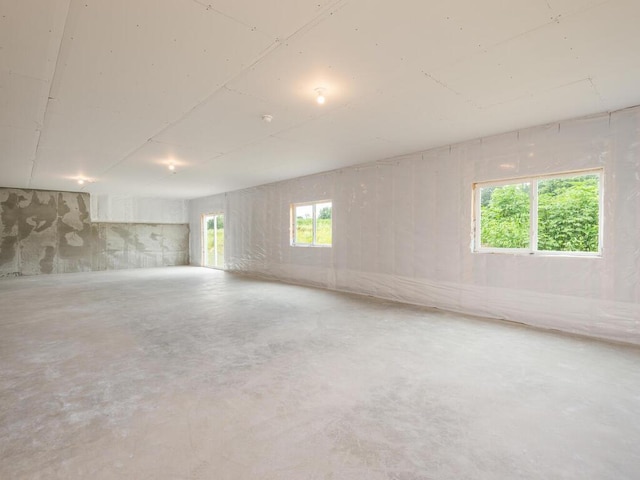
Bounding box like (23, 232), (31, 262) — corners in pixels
(1, 0), (639, 199)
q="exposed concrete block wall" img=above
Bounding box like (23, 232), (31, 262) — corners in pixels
(0, 189), (92, 276)
(0, 188), (189, 277)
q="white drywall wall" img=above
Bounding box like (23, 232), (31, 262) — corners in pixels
(91, 195), (189, 224)
(189, 107), (640, 345)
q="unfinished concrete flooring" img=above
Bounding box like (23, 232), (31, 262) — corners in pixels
(1, 267), (639, 479)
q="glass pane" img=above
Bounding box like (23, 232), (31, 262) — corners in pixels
(215, 215), (224, 268)
(295, 205), (313, 244)
(205, 216), (215, 267)
(315, 202), (332, 245)
(205, 215), (224, 268)
(537, 174), (599, 252)
(480, 183), (530, 248)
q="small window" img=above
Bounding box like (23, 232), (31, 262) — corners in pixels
(291, 201), (332, 246)
(474, 170), (602, 255)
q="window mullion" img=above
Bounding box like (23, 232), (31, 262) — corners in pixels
(292, 206), (297, 245)
(213, 216), (218, 265)
(474, 185), (482, 250)
(202, 215), (207, 265)
(312, 203), (317, 245)
(598, 174), (604, 255)
(531, 180), (538, 252)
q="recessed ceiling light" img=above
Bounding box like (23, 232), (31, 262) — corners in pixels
(77, 179), (85, 185)
(168, 164), (176, 171)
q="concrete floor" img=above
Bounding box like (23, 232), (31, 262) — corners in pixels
(1, 267), (639, 479)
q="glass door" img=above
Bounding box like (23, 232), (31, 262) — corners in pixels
(202, 213), (224, 269)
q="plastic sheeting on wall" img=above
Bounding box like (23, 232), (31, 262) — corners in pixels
(189, 107), (640, 345)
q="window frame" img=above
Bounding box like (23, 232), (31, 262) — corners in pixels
(472, 168), (603, 256)
(290, 200), (333, 247)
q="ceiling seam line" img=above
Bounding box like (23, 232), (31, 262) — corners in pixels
(28, 0), (74, 188)
(95, 37), (283, 177)
(98, 0), (349, 177)
(189, 0), (256, 31)
(479, 77), (597, 110)
(485, 0), (612, 55)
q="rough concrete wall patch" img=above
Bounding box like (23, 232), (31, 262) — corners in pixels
(39, 246), (55, 274)
(57, 192), (93, 274)
(0, 190), (63, 276)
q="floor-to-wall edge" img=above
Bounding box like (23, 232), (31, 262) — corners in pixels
(225, 265), (640, 346)
(189, 106), (640, 345)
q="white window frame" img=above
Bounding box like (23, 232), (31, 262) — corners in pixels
(473, 168), (603, 256)
(290, 200), (332, 247)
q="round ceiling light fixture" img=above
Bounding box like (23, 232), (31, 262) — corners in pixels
(77, 179), (85, 185)
(262, 114), (273, 123)
(315, 88), (326, 105)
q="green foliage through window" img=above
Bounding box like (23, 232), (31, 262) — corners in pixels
(477, 172), (600, 254)
(537, 176), (599, 252)
(480, 183), (530, 249)
(207, 216), (223, 230)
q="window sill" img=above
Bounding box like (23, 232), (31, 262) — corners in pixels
(290, 244), (332, 248)
(473, 249), (602, 258)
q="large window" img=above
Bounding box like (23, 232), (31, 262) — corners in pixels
(474, 170), (602, 255)
(291, 201), (332, 247)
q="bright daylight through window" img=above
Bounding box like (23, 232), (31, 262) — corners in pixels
(292, 201), (332, 246)
(474, 170), (602, 255)
(203, 213), (224, 268)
